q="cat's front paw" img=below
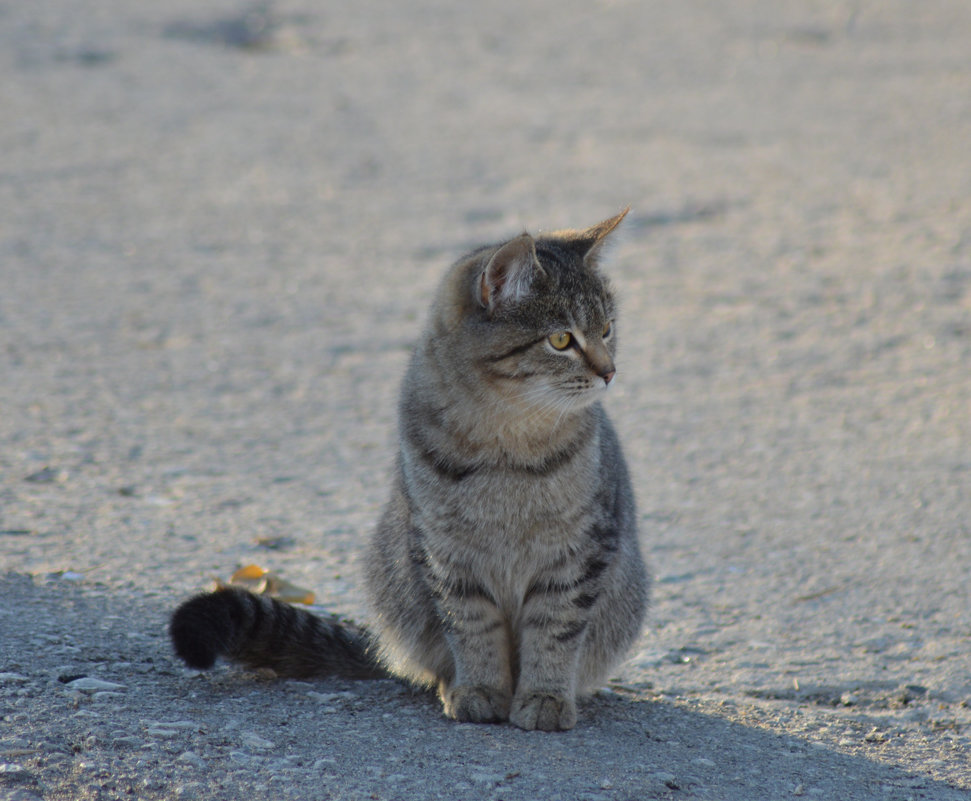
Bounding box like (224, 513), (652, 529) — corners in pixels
(442, 684), (511, 724)
(510, 691), (577, 731)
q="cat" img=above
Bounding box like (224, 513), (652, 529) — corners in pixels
(170, 210), (650, 731)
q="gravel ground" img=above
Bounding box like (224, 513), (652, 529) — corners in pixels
(1, 1), (969, 799)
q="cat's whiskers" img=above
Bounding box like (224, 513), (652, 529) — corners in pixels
(507, 382), (575, 430)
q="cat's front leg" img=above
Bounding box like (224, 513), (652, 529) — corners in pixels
(510, 586), (594, 731)
(436, 590), (514, 724)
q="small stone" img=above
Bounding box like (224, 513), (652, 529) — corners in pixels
(25, 467), (67, 484)
(307, 690), (356, 703)
(65, 677), (126, 694)
(175, 783), (204, 800)
(650, 771), (678, 788)
(92, 691), (126, 702)
(146, 728), (178, 738)
(307, 691), (342, 703)
(469, 771), (503, 784)
(144, 720), (200, 731)
(793, 784), (805, 796)
(178, 751), (207, 770)
(839, 692), (858, 706)
(691, 757), (716, 768)
(240, 732), (275, 751)
(0, 789), (43, 801)
(111, 736), (143, 749)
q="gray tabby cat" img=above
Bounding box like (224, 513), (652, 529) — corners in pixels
(170, 210), (649, 731)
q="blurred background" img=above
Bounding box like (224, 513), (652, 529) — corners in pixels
(1, 0), (969, 707)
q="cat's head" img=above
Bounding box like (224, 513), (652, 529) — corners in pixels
(440, 209), (629, 417)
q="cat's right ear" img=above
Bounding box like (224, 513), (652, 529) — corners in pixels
(478, 234), (543, 312)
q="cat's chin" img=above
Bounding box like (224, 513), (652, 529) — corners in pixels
(545, 384), (608, 415)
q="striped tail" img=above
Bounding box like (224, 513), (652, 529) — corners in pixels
(169, 587), (389, 680)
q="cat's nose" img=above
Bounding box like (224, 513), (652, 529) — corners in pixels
(601, 370), (615, 386)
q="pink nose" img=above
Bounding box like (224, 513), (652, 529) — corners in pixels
(602, 370), (615, 385)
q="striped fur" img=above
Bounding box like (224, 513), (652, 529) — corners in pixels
(170, 588), (386, 679)
(169, 211), (650, 731)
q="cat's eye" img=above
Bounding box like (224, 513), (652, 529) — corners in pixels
(602, 321), (613, 338)
(548, 331), (572, 351)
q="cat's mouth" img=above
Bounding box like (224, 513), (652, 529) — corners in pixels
(514, 375), (609, 420)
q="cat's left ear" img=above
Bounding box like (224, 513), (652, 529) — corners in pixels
(479, 233), (543, 312)
(565, 207), (630, 265)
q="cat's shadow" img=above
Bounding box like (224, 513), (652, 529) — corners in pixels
(5, 574), (963, 801)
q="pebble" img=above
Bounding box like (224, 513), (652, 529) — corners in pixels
(111, 736), (143, 749)
(65, 677), (126, 694)
(1, 790), (43, 801)
(24, 466), (67, 484)
(92, 691), (126, 702)
(307, 690), (356, 703)
(635, 650), (669, 668)
(691, 757), (716, 768)
(650, 771), (678, 788)
(144, 720), (201, 731)
(146, 728), (179, 738)
(178, 751), (208, 770)
(469, 771), (504, 784)
(240, 732), (275, 751)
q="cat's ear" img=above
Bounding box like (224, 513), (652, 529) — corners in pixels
(478, 233), (543, 312)
(563, 207), (630, 265)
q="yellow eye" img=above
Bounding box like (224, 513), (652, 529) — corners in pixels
(548, 331), (572, 350)
(602, 321), (612, 338)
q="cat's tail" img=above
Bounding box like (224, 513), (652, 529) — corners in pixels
(169, 587), (390, 680)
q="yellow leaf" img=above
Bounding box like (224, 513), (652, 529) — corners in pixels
(272, 578), (316, 605)
(223, 565), (315, 605)
(231, 564), (267, 581)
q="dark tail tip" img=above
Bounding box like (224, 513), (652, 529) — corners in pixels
(169, 590), (236, 669)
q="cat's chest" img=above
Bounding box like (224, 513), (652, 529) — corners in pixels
(407, 428), (598, 514)
(406, 454), (601, 561)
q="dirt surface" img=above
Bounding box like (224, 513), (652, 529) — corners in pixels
(1, 1), (969, 799)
